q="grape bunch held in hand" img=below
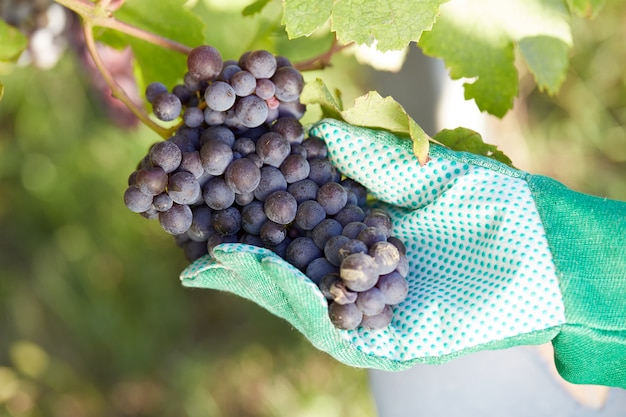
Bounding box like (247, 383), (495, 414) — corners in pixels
(123, 45), (409, 331)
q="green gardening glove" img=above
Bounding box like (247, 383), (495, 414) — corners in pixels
(181, 119), (626, 388)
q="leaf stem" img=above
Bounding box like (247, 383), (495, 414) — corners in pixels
(294, 38), (353, 71)
(82, 21), (171, 138)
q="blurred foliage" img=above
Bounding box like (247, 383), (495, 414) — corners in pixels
(0, 27), (374, 417)
(521, 0), (626, 200)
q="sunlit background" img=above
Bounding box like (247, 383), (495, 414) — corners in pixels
(1, 1), (625, 416)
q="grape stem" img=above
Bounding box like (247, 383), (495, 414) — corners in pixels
(294, 38), (353, 71)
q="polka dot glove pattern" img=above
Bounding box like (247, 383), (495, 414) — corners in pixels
(181, 118), (567, 370)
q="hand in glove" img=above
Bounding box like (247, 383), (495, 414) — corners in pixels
(181, 119), (626, 388)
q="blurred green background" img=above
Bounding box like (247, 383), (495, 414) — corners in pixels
(1, 1), (625, 416)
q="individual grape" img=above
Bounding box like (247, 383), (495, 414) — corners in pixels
(285, 237), (322, 271)
(135, 166), (168, 196)
(207, 233), (238, 258)
(233, 137), (255, 156)
(357, 227), (387, 248)
(174, 233), (190, 247)
(224, 157), (261, 194)
(241, 200), (268, 235)
(168, 171), (201, 205)
(396, 254), (409, 278)
(183, 106), (204, 128)
(222, 108), (247, 132)
(360, 305), (393, 330)
(340, 253), (379, 292)
(183, 72), (203, 91)
(128, 170), (138, 186)
(124, 186), (153, 213)
(200, 126), (236, 147)
(172, 84), (193, 104)
(141, 207), (159, 220)
(277, 100), (306, 120)
(153, 192), (173, 212)
(200, 139), (233, 176)
(387, 236), (407, 255)
(301, 136), (327, 159)
(265, 106), (280, 125)
(377, 271), (409, 305)
(149, 141), (182, 173)
(230, 70), (257, 96)
(328, 302), (362, 330)
(235, 95), (269, 128)
(311, 219), (343, 250)
(329, 281), (358, 305)
(319, 273), (340, 300)
(271, 117), (304, 144)
(212, 206), (241, 236)
(159, 203), (193, 235)
(244, 50), (277, 79)
(364, 211), (393, 238)
(152, 92), (182, 121)
(342, 221), (368, 239)
(204, 108), (227, 126)
(317, 182), (348, 215)
(271, 66), (304, 102)
(255, 78), (275, 100)
(256, 132), (290, 168)
(287, 179), (318, 203)
(218, 64), (242, 82)
(203, 177), (235, 210)
(307, 158), (338, 186)
(337, 238), (368, 264)
(268, 236), (291, 259)
(334, 204), (366, 226)
(235, 192), (255, 206)
(179, 151), (204, 179)
(204, 81), (236, 111)
(324, 235), (351, 267)
(183, 240), (207, 262)
(239, 233), (264, 247)
(305, 257), (338, 285)
(168, 135), (196, 153)
(247, 153), (263, 168)
(145, 82), (168, 103)
(295, 200), (326, 231)
(341, 178), (368, 206)
(254, 166), (287, 201)
(187, 45), (223, 81)
(275, 55), (291, 68)
(368, 240), (400, 275)
(355, 287), (386, 316)
(187, 206), (213, 242)
(260, 220), (286, 246)
(290, 143), (307, 158)
(279, 154), (310, 183)
(264, 191), (297, 225)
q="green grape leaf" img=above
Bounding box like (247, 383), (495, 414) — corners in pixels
(301, 79), (430, 165)
(433, 127), (513, 167)
(567, 0), (606, 17)
(243, 0), (272, 16)
(0, 19), (28, 62)
(104, 0), (204, 89)
(420, 0), (573, 117)
(282, 0), (446, 51)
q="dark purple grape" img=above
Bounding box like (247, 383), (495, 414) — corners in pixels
(295, 200), (326, 231)
(168, 135), (196, 153)
(233, 137), (255, 156)
(387, 236), (407, 255)
(260, 220), (286, 246)
(207, 233), (238, 258)
(187, 206), (213, 242)
(200, 126), (236, 147)
(254, 166), (287, 201)
(340, 253), (379, 292)
(328, 302), (362, 330)
(218, 64), (242, 82)
(285, 237), (322, 271)
(277, 100), (306, 119)
(183, 240), (207, 262)
(368, 241), (400, 275)
(324, 235), (351, 267)
(396, 254), (409, 278)
(355, 287), (386, 316)
(311, 218), (343, 250)
(224, 157), (261, 194)
(159, 203), (193, 235)
(152, 92), (182, 121)
(307, 158), (338, 186)
(268, 236), (291, 259)
(172, 84), (193, 104)
(200, 139), (233, 176)
(337, 238), (368, 264)
(203, 177), (235, 210)
(212, 206), (241, 236)
(334, 204), (366, 226)
(377, 271), (409, 305)
(280, 154), (310, 183)
(145, 82), (168, 103)
(364, 212), (393, 238)
(149, 141), (182, 173)
(187, 45), (223, 81)
(179, 151), (204, 179)
(183, 72), (203, 91)
(140, 206), (159, 220)
(239, 233), (264, 247)
(271, 117), (304, 144)
(342, 221), (368, 239)
(124, 186), (153, 213)
(235, 95), (269, 128)
(305, 257), (338, 285)
(256, 132), (290, 168)
(135, 166), (168, 196)
(255, 78), (275, 100)
(205, 81), (236, 111)
(168, 171), (201, 205)
(329, 281), (358, 305)
(301, 136), (327, 159)
(183, 107), (204, 128)
(241, 200), (268, 235)
(357, 227), (387, 248)
(264, 191), (297, 225)
(360, 305), (393, 330)
(230, 70), (257, 96)
(244, 50), (277, 79)
(287, 179), (319, 203)
(317, 182), (348, 215)
(341, 178), (368, 206)
(319, 273), (340, 300)
(153, 192), (173, 212)
(204, 108), (227, 126)
(271, 66), (304, 102)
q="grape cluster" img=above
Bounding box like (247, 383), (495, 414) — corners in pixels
(124, 45), (409, 331)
